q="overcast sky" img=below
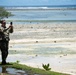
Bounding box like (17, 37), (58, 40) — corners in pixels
(0, 0), (76, 6)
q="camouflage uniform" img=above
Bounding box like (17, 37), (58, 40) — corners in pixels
(0, 21), (13, 64)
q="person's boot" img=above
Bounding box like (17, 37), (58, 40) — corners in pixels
(1, 60), (6, 65)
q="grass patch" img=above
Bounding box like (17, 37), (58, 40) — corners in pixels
(0, 63), (70, 75)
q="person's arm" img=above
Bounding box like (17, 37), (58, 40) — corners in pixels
(3, 28), (9, 32)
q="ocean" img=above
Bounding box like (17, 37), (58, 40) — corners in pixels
(5, 6), (76, 24)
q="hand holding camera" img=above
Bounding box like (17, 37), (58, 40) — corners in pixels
(9, 22), (13, 33)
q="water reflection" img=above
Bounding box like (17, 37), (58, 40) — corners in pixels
(0, 66), (26, 75)
(0, 67), (40, 75)
(2, 66), (7, 73)
(0, 66), (8, 75)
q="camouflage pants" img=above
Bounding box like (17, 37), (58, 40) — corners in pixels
(0, 41), (9, 63)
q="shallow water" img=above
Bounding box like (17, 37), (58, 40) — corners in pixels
(5, 9), (76, 24)
(9, 43), (75, 56)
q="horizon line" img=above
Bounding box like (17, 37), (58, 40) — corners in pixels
(0, 4), (76, 7)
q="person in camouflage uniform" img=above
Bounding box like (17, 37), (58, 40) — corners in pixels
(0, 20), (13, 65)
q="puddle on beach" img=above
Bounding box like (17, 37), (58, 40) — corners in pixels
(0, 66), (26, 75)
(0, 66), (40, 75)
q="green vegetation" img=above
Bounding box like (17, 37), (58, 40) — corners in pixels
(42, 63), (51, 71)
(0, 7), (13, 19)
(0, 63), (70, 75)
(16, 60), (20, 64)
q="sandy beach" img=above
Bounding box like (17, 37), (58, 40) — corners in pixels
(0, 22), (76, 75)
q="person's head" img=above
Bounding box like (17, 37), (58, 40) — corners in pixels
(1, 20), (6, 28)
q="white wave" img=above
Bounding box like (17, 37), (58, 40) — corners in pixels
(5, 6), (49, 10)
